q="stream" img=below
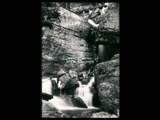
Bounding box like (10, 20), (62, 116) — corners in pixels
(42, 76), (102, 118)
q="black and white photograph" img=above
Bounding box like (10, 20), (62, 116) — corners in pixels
(41, 2), (120, 118)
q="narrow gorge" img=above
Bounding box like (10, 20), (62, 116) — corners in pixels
(41, 2), (119, 118)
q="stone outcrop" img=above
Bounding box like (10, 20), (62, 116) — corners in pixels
(42, 4), (119, 79)
(72, 97), (88, 108)
(42, 7), (97, 76)
(64, 78), (79, 95)
(94, 53), (119, 115)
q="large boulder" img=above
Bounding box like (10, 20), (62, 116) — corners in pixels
(94, 54), (119, 115)
(64, 78), (79, 95)
(42, 7), (97, 77)
(42, 93), (53, 101)
(72, 97), (88, 108)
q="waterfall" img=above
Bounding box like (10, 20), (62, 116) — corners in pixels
(42, 78), (52, 95)
(98, 45), (106, 62)
(75, 76), (95, 107)
(43, 76), (98, 110)
(58, 80), (63, 95)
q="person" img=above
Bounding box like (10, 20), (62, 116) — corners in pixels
(101, 3), (110, 15)
(87, 3), (110, 28)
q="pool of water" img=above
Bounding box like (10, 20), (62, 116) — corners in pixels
(61, 107), (101, 118)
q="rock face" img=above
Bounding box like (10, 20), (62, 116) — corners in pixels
(94, 54), (119, 115)
(72, 97), (88, 108)
(42, 7), (97, 77)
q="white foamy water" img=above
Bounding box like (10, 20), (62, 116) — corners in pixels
(42, 78), (52, 95)
(75, 76), (95, 107)
(45, 76), (98, 110)
(48, 96), (99, 110)
(48, 96), (72, 108)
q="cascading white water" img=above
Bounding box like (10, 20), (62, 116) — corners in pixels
(75, 76), (95, 107)
(44, 76), (98, 110)
(49, 96), (72, 109)
(48, 95), (98, 110)
(42, 78), (52, 95)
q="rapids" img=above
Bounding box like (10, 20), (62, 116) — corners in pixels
(74, 76), (95, 106)
(43, 76), (99, 111)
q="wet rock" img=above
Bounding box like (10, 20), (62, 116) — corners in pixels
(42, 92), (53, 101)
(72, 97), (88, 108)
(94, 54), (119, 114)
(90, 111), (118, 118)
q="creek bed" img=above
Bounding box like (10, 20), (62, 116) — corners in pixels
(42, 107), (101, 118)
(61, 107), (101, 118)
